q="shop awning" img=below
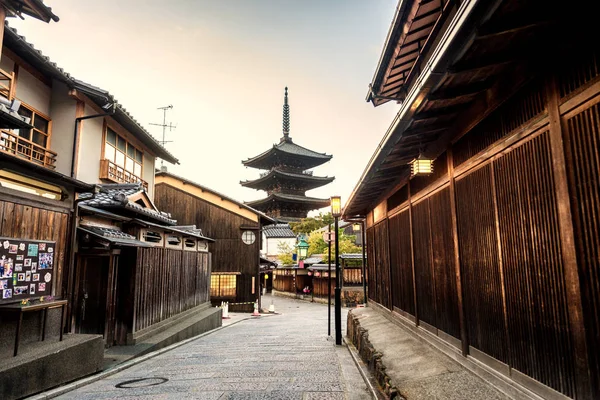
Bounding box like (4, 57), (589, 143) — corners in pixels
(78, 226), (152, 248)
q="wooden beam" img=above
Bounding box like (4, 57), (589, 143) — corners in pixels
(546, 76), (593, 400)
(413, 105), (464, 121)
(428, 80), (493, 101)
(447, 149), (468, 356)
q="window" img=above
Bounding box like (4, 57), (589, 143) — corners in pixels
(142, 230), (163, 244)
(166, 234), (182, 249)
(210, 274), (237, 298)
(104, 127), (143, 177)
(242, 231), (256, 245)
(0, 170), (62, 200)
(16, 105), (51, 148)
(184, 238), (196, 250)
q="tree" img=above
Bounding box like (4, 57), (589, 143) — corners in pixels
(306, 229), (361, 262)
(277, 241), (294, 265)
(289, 212), (334, 235)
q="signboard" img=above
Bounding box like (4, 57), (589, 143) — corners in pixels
(322, 232), (336, 243)
(0, 236), (55, 304)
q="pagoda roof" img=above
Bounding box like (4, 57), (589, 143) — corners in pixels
(242, 139), (332, 170)
(240, 169), (334, 190)
(245, 193), (330, 210)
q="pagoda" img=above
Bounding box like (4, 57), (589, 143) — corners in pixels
(241, 88), (333, 222)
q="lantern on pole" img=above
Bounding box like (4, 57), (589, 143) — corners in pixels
(296, 236), (309, 260)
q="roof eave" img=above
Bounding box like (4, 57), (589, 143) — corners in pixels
(366, 0), (412, 104)
(346, 0), (482, 217)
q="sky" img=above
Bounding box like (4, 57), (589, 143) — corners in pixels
(9, 0), (400, 213)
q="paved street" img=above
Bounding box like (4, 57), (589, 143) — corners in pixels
(54, 295), (371, 400)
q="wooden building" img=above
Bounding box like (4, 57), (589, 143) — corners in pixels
(241, 88), (333, 222)
(344, 1), (599, 399)
(154, 170), (274, 312)
(75, 183), (214, 347)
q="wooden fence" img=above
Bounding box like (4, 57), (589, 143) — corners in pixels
(134, 248), (210, 332)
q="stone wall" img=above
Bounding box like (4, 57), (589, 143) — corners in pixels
(347, 310), (402, 399)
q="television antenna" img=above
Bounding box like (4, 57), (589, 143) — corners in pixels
(149, 105), (176, 167)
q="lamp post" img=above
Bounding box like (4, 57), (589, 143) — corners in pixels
(331, 196), (342, 345)
(352, 221), (367, 305)
(296, 236), (309, 260)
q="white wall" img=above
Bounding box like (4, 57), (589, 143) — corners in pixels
(75, 104), (103, 184)
(15, 67), (51, 115)
(49, 80), (77, 176)
(263, 237), (296, 257)
(143, 152), (155, 200)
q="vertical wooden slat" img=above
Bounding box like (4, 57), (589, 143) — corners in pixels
(455, 165), (508, 363)
(429, 187), (461, 340)
(412, 199), (436, 327)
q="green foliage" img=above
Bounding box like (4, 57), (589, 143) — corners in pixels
(307, 229), (362, 263)
(277, 241), (294, 265)
(289, 212), (334, 235)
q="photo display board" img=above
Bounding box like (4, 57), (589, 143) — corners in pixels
(0, 236), (55, 304)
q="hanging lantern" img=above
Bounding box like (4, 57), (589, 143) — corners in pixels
(352, 223), (361, 232)
(410, 154), (434, 177)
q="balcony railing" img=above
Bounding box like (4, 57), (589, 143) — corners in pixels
(0, 67), (16, 101)
(100, 159), (148, 190)
(0, 129), (57, 169)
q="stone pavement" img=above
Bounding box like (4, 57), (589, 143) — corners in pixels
(349, 307), (511, 400)
(51, 294), (372, 400)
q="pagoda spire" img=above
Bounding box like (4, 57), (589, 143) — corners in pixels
(282, 87), (291, 142)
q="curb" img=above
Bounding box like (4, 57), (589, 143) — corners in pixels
(344, 338), (381, 400)
(26, 317), (253, 399)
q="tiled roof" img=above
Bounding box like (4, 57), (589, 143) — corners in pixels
(240, 169), (334, 190)
(78, 226), (150, 248)
(79, 183), (176, 225)
(303, 255), (324, 264)
(263, 223), (296, 238)
(340, 253), (365, 260)
(246, 193), (330, 208)
(81, 226), (136, 240)
(242, 139), (332, 169)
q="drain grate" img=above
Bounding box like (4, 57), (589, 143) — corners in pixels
(115, 377), (169, 389)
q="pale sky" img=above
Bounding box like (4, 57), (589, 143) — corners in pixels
(9, 0), (399, 212)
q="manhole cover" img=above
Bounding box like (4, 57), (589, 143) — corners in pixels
(115, 377), (169, 389)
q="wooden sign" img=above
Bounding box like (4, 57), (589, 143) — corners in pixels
(322, 232), (336, 243)
(0, 236), (55, 304)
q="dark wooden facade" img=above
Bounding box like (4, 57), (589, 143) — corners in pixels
(361, 59), (600, 399)
(155, 172), (271, 312)
(348, 1), (600, 399)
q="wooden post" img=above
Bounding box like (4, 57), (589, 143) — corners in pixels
(408, 181), (419, 325)
(546, 76), (592, 400)
(0, 7), (6, 61)
(447, 149), (468, 356)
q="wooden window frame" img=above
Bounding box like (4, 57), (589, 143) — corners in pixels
(101, 123), (144, 180)
(15, 102), (52, 149)
(210, 274), (237, 298)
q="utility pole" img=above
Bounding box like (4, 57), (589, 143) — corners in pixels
(149, 105), (176, 168)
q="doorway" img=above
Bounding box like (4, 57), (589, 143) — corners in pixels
(76, 256), (109, 336)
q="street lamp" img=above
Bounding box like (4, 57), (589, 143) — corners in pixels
(330, 196), (342, 345)
(296, 236), (309, 260)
